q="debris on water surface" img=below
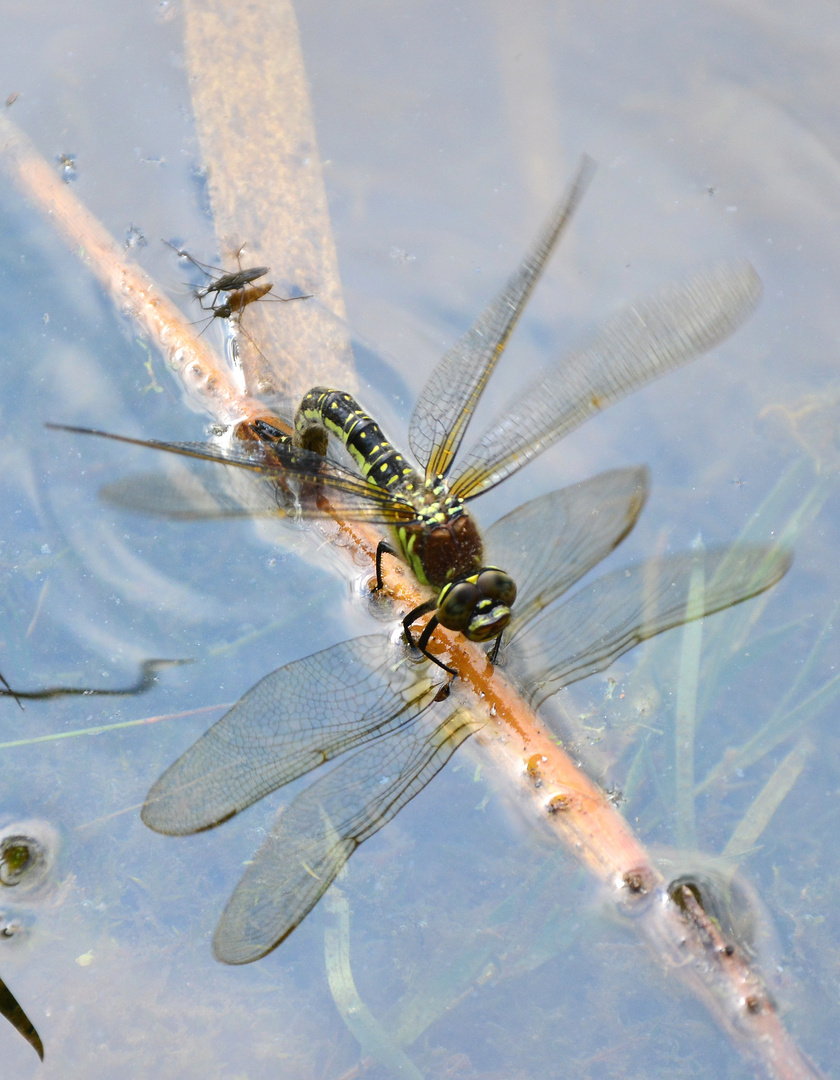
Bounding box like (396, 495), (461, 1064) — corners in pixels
(56, 152), (76, 182)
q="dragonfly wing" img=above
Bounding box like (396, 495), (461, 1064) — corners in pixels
(485, 466), (649, 634)
(101, 469), (282, 519)
(212, 703), (480, 964)
(507, 545), (792, 709)
(100, 467), (414, 523)
(142, 635), (443, 835)
(449, 261), (762, 500)
(52, 424), (419, 524)
(408, 157), (594, 480)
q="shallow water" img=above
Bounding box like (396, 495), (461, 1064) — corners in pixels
(0, 1), (838, 1077)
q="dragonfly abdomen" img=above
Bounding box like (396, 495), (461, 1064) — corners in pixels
(295, 387), (487, 590)
(296, 388), (422, 494)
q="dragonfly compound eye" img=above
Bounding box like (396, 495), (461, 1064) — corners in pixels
(475, 567), (517, 606)
(436, 580), (482, 632)
(466, 599), (511, 642)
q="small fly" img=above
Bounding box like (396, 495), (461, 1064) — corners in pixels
(162, 240), (310, 318)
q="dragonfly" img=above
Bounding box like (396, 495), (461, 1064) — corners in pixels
(55, 156), (764, 674)
(139, 466), (791, 964)
(53, 162), (787, 962)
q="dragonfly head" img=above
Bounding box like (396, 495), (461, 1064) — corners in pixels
(436, 567), (517, 643)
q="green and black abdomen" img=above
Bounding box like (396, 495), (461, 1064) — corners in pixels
(295, 388), (421, 494)
(295, 386), (485, 591)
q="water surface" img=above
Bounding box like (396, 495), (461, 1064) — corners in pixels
(0, 1), (837, 1076)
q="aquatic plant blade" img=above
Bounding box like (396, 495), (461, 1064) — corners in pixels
(509, 545), (792, 709)
(213, 705), (478, 964)
(450, 261), (762, 500)
(0, 975), (43, 1060)
(0, 658), (181, 702)
(408, 157), (594, 480)
(142, 635), (441, 835)
(184, 0), (354, 399)
(486, 466), (649, 634)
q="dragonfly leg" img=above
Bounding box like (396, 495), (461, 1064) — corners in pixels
(402, 597), (435, 649)
(488, 631), (504, 666)
(374, 540), (399, 591)
(408, 609), (457, 677)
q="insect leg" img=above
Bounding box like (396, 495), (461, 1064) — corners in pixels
(374, 540), (399, 591)
(402, 598), (435, 649)
(410, 610), (457, 677)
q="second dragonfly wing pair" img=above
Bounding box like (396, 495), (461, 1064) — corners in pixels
(141, 467), (790, 964)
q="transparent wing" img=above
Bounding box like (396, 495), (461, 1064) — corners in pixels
(506, 545), (792, 709)
(408, 157), (595, 480)
(449, 261), (762, 500)
(485, 466), (649, 634)
(99, 467), (415, 523)
(212, 704), (479, 964)
(142, 635), (443, 836)
(101, 469), (277, 520)
(50, 424), (419, 524)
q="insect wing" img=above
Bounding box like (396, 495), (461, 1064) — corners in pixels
(449, 261), (762, 500)
(213, 702), (479, 964)
(507, 545), (792, 709)
(142, 635), (443, 836)
(100, 461), (417, 524)
(408, 157), (594, 481)
(50, 424), (419, 524)
(100, 468), (271, 520)
(485, 466), (649, 636)
(196, 265), (269, 298)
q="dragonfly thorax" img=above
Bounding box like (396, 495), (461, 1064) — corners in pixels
(397, 500), (484, 589)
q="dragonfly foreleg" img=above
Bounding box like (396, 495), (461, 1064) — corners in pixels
(405, 605), (457, 677)
(374, 539), (399, 591)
